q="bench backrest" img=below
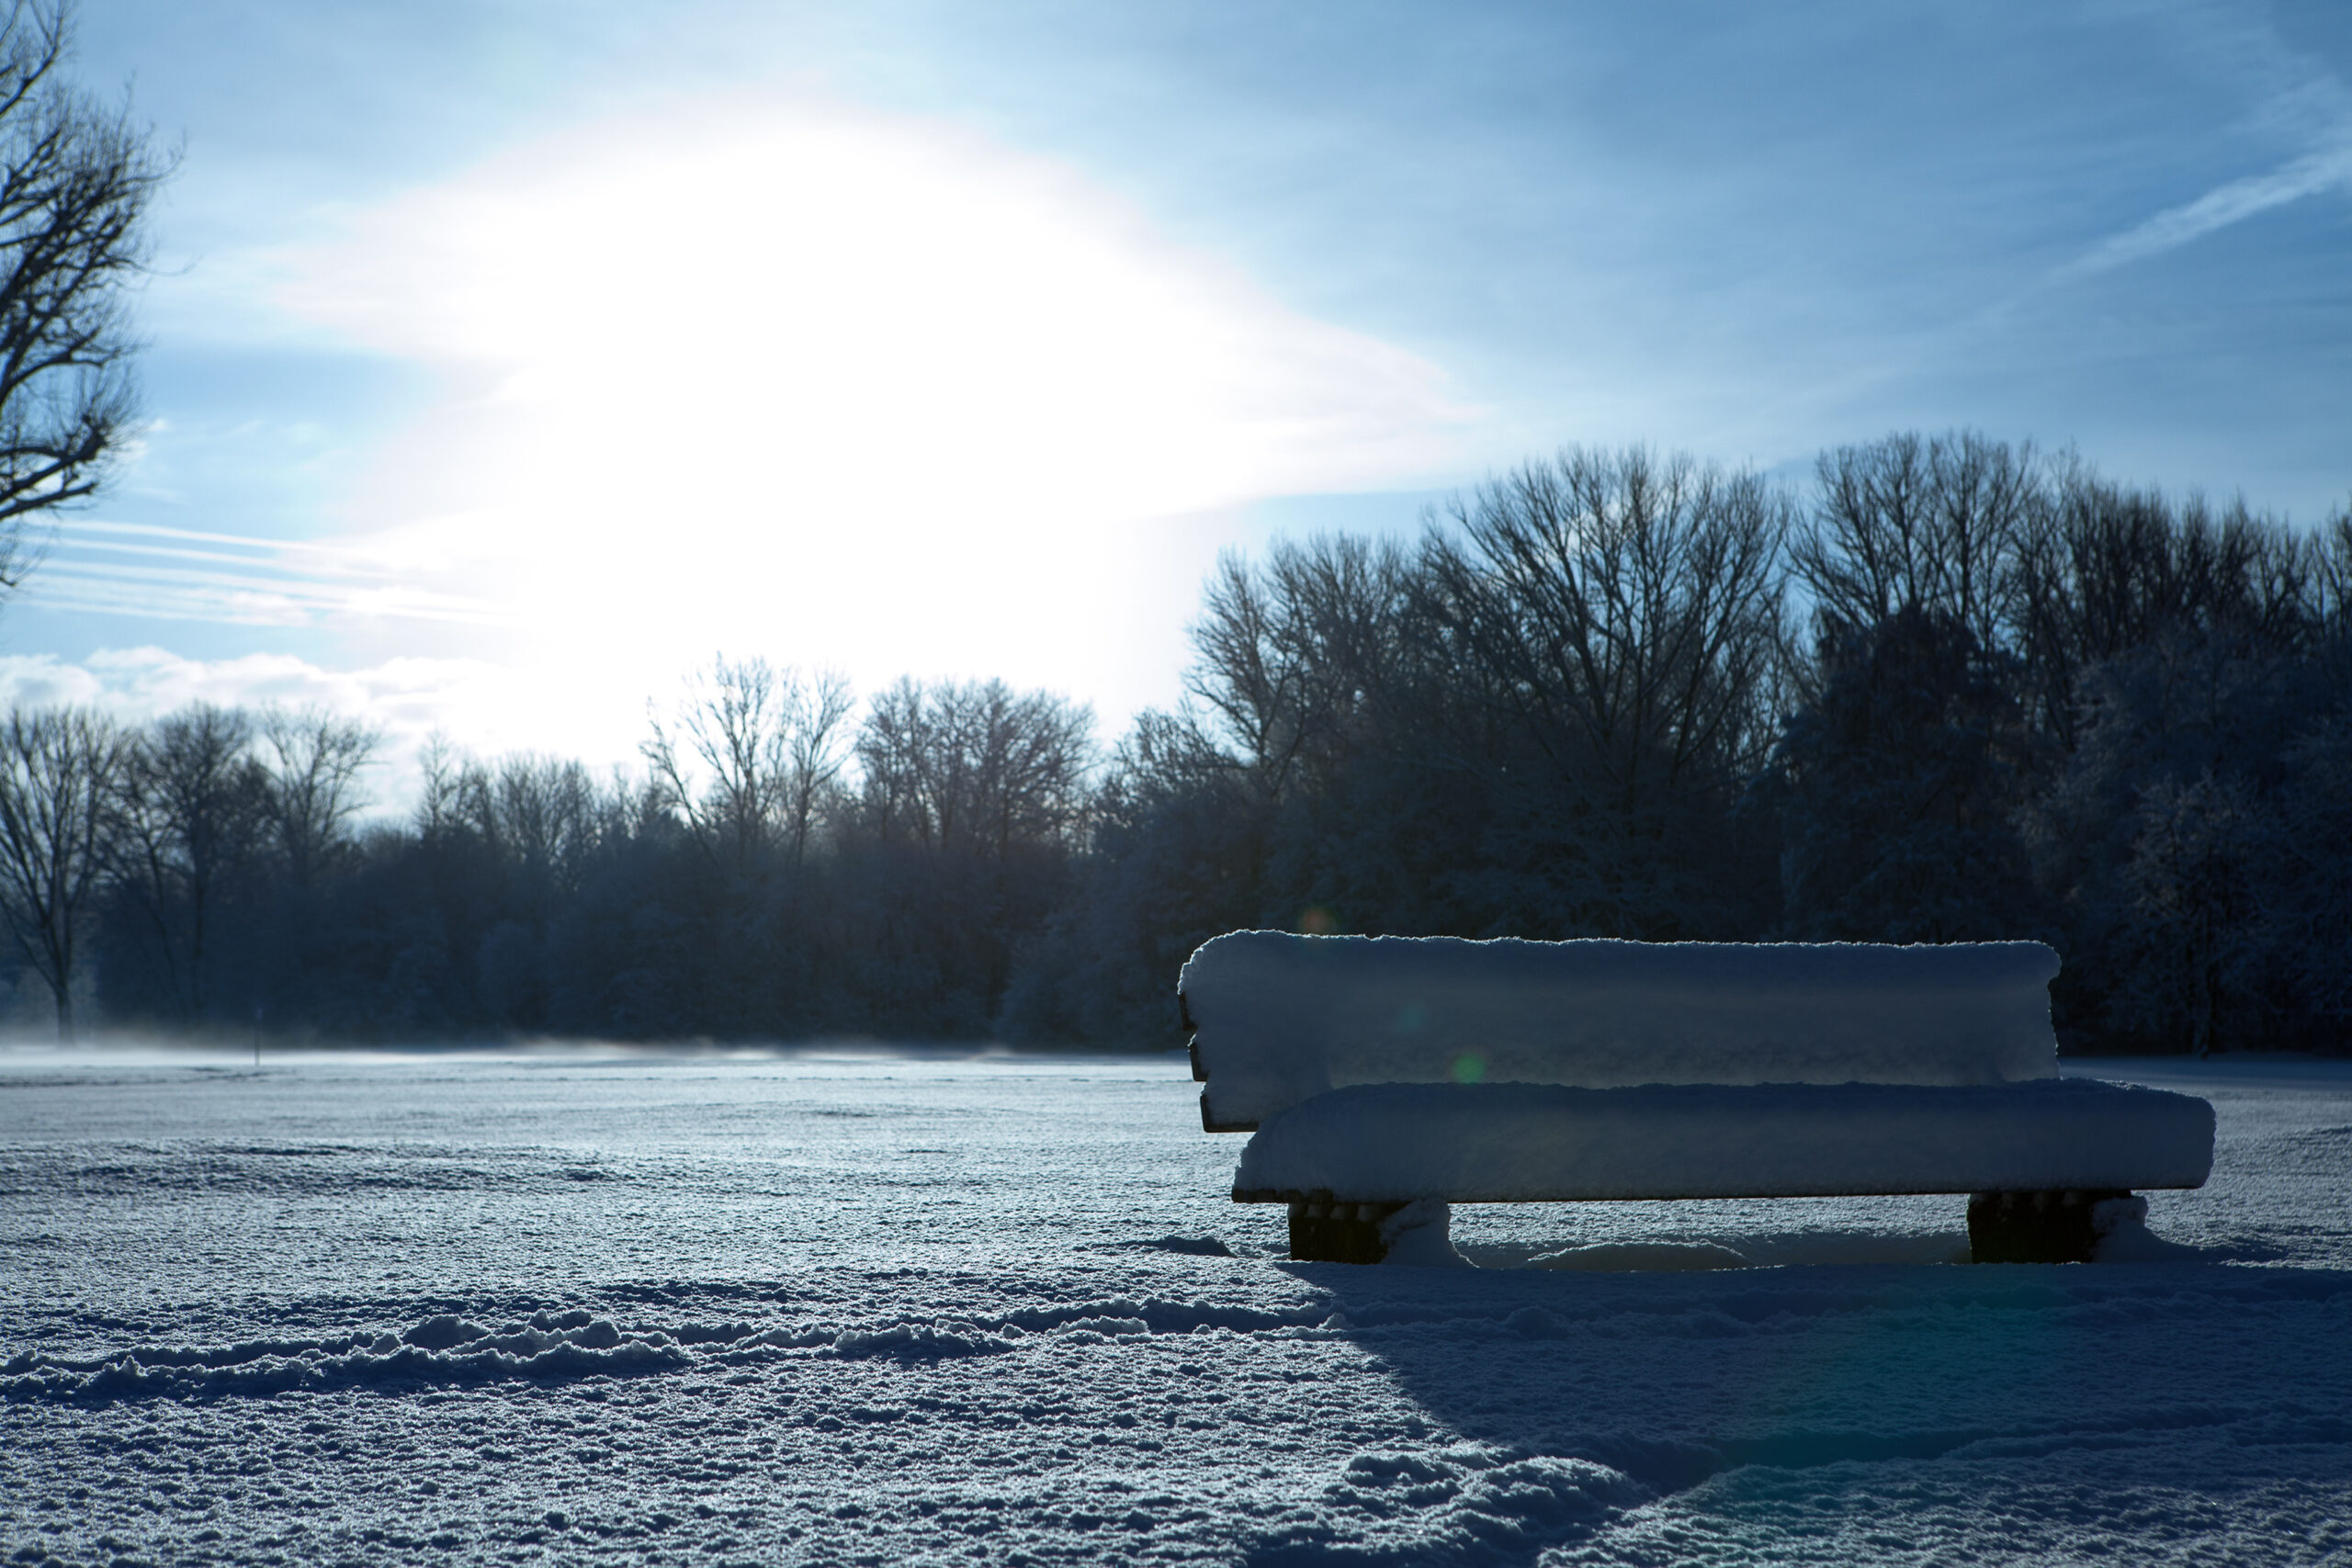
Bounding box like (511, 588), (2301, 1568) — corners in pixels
(1180, 931), (2062, 1131)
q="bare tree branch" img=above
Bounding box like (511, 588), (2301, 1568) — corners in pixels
(0, 3), (174, 591)
(0, 701), (126, 1037)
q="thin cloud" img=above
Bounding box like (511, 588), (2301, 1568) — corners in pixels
(14, 518), (515, 628)
(2058, 138), (2352, 282)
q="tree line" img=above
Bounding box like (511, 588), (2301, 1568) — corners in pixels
(0, 668), (1094, 1043)
(1016, 433), (2352, 1056)
(7, 432), (2348, 1053)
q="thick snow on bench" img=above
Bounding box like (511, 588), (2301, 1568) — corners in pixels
(1182, 932), (2064, 1130)
(1233, 1078), (2216, 1203)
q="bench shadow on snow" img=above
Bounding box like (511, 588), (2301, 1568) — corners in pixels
(1256, 1216), (2350, 1506)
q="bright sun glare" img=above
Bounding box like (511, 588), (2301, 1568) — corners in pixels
(274, 92), (1471, 751)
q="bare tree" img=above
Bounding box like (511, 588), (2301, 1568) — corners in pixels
(0, 2), (173, 588)
(1184, 534), (1413, 806)
(1421, 445), (1792, 809)
(2314, 506), (2352, 633)
(0, 704), (125, 1037)
(1792, 430), (2038, 652)
(417, 736), (604, 901)
(779, 669), (855, 864)
(412, 731), (469, 844)
(256, 705), (379, 888)
(480, 752), (598, 904)
(2011, 460), (2317, 749)
(643, 656), (853, 866)
(854, 679), (933, 850)
(1392, 447), (1795, 938)
(107, 703), (266, 1020)
(857, 678), (1094, 858)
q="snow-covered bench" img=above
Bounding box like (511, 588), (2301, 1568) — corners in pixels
(1177, 932), (2214, 1265)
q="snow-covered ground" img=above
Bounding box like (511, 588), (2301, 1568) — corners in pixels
(3, 1046), (2346, 1565)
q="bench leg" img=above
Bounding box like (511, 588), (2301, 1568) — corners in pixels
(1288, 1195), (1408, 1263)
(1967, 1189), (2132, 1263)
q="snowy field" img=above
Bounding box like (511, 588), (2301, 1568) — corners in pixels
(4, 1047), (2348, 1566)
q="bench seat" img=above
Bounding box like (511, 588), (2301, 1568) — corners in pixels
(1178, 931), (2218, 1263)
(1232, 1077), (2215, 1204)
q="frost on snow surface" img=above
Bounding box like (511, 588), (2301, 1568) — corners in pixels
(1182, 932), (2064, 1128)
(5, 1047), (2350, 1566)
(1235, 1077), (2216, 1201)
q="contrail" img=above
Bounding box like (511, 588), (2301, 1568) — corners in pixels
(17, 518), (514, 628)
(2056, 138), (2352, 282)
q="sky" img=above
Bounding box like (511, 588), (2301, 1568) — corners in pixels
(2, 0), (2347, 795)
